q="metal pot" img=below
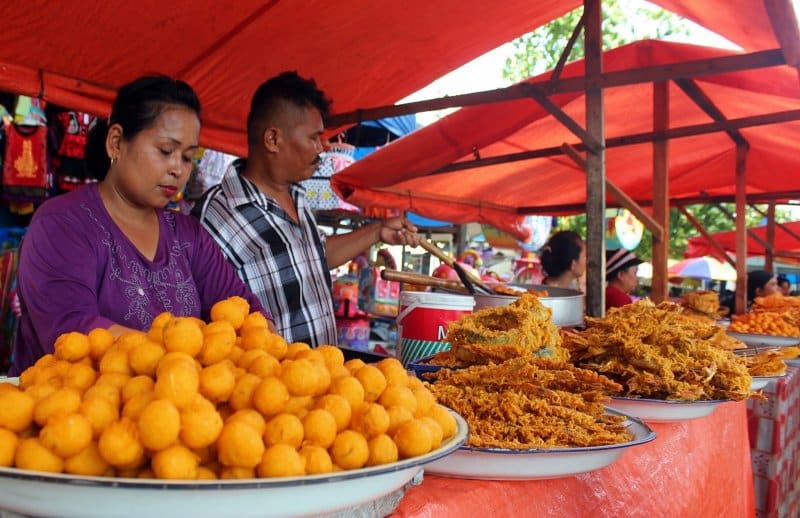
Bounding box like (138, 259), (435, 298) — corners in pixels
(473, 284), (584, 327)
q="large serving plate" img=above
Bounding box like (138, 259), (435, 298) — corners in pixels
(751, 374), (786, 391)
(727, 331), (800, 348)
(605, 397), (728, 423)
(0, 385), (467, 518)
(785, 358), (800, 368)
(424, 410), (655, 481)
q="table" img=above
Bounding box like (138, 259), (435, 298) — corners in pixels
(747, 366), (800, 517)
(393, 402), (754, 518)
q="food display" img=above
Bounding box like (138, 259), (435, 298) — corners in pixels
(752, 293), (800, 321)
(490, 285), (549, 297)
(429, 294), (567, 367)
(562, 300), (752, 401)
(424, 357), (631, 449)
(682, 290), (728, 320)
(0, 297), (459, 480)
(728, 311), (800, 337)
(739, 346), (800, 376)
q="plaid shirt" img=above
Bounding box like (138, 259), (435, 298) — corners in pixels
(192, 159), (337, 347)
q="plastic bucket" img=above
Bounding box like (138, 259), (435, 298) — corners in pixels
(396, 291), (475, 366)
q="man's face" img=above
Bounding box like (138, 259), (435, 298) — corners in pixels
(276, 105), (325, 182)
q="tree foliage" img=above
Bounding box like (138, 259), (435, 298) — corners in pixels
(503, 0), (692, 81)
(557, 204), (795, 260)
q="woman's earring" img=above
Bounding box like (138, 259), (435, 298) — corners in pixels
(110, 156), (118, 167)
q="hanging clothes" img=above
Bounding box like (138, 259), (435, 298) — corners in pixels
(2, 123), (50, 201)
(52, 110), (97, 190)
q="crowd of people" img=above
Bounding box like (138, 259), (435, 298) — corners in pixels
(7, 71), (797, 374)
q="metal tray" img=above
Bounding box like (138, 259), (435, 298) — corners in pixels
(473, 284), (584, 327)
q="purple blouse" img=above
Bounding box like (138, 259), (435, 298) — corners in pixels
(10, 184), (267, 375)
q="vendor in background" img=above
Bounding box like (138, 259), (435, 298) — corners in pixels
(193, 71), (419, 348)
(747, 270), (779, 304)
(10, 76), (268, 375)
(605, 248), (644, 310)
(540, 230), (585, 290)
(777, 275), (791, 296)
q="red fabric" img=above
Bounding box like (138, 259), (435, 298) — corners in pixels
(0, 1), (788, 158)
(686, 222), (800, 260)
(332, 40), (800, 239)
(605, 285), (632, 310)
(393, 402), (754, 517)
(2, 124), (48, 196)
(747, 367), (800, 517)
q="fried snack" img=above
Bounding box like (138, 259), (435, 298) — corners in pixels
(561, 300), (752, 401)
(728, 311), (800, 337)
(445, 293), (566, 365)
(752, 294), (800, 327)
(743, 349), (788, 377)
(425, 357), (631, 449)
(491, 285), (549, 297)
(683, 290), (724, 317)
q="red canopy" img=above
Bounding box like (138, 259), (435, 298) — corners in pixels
(332, 40), (800, 238)
(0, 1), (789, 156)
(686, 221), (800, 259)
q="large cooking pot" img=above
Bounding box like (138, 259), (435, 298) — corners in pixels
(473, 284), (584, 327)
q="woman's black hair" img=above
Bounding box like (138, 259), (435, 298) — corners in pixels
(540, 230), (584, 278)
(747, 270), (775, 302)
(85, 75), (201, 180)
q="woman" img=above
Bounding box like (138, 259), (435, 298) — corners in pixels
(10, 76), (268, 375)
(605, 248), (643, 310)
(540, 230), (585, 290)
(747, 270), (779, 304)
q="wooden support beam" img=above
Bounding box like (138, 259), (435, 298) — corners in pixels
(550, 12), (586, 84)
(674, 78), (748, 147)
(433, 109), (800, 175)
(584, 0), (605, 318)
(326, 49), (785, 127)
(561, 144), (664, 241)
(677, 206), (737, 268)
(735, 145), (748, 315)
(749, 203), (800, 242)
(766, 200), (776, 271)
(764, 0), (800, 67)
(651, 81), (669, 303)
(527, 89), (602, 152)
(711, 202), (775, 252)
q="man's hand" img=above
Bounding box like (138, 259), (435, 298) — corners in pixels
(379, 217), (420, 247)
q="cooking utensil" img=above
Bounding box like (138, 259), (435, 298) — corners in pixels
(380, 269), (471, 294)
(472, 284), (585, 327)
(416, 239), (493, 295)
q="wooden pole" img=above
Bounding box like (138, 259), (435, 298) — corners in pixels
(765, 200), (776, 271)
(651, 81), (669, 303)
(735, 145), (748, 314)
(584, 0), (605, 317)
(677, 206), (737, 268)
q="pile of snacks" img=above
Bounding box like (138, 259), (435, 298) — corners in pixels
(0, 297), (457, 479)
(728, 311), (800, 337)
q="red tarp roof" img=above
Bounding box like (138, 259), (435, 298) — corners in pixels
(686, 221), (800, 259)
(0, 1), (789, 156)
(332, 40), (800, 238)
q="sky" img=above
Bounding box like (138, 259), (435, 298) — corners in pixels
(401, 0), (796, 126)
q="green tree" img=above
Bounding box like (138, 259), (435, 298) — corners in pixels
(557, 204), (795, 261)
(503, 0), (692, 81)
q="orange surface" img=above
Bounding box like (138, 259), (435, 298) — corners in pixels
(687, 221), (800, 260)
(0, 1), (786, 157)
(393, 402), (754, 518)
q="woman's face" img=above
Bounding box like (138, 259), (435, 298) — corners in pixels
(112, 105), (200, 208)
(757, 276), (779, 297)
(619, 265), (639, 293)
(571, 242), (587, 277)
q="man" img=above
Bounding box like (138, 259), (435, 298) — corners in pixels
(777, 275), (791, 296)
(193, 71), (419, 347)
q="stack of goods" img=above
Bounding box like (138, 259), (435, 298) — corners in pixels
(682, 290), (728, 321)
(742, 347), (800, 377)
(428, 293), (566, 367)
(728, 311), (800, 337)
(0, 297), (458, 479)
(424, 357), (632, 449)
(561, 300), (752, 401)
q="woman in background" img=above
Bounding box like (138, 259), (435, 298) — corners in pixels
(605, 248), (643, 310)
(540, 230), (586, 290)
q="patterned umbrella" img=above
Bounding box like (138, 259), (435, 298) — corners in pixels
(668, 256), (737, 281)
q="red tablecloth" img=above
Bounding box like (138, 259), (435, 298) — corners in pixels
(393, 402), (754, 518)
(747, 366), (800, 517)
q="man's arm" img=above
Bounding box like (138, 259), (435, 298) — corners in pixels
(325, 217), (420, 269)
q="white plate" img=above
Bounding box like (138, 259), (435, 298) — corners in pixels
(0, 401), (467, 518)
(605, 397), (728, 423)
(727, 332), (800, 348)
(785, 359), (800, 368)
(424, 410), (655, 481)
(750, 374), (786, 390)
